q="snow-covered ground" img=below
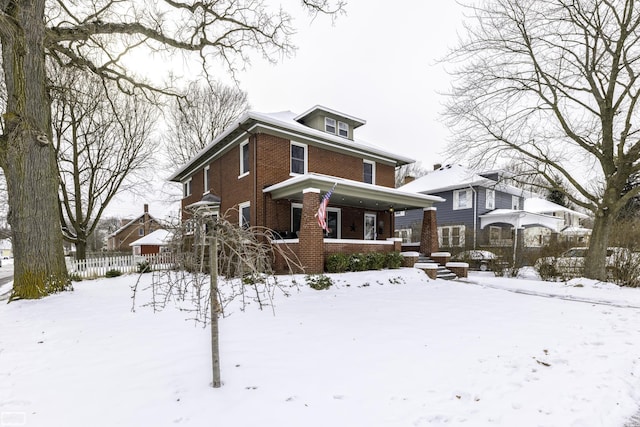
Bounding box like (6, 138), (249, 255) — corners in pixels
(2, 267), (640, 426)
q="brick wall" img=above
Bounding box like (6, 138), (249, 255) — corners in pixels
(298, 189), (324, 273)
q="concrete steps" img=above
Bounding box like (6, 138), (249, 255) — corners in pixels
(416, 256), (457, 280)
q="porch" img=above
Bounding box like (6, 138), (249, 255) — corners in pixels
(263, 173), (444, 274)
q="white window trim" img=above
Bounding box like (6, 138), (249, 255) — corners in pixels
(239, 201), (250, 228)
(290, 142), (308, 175)
(338, 121), (349, 138)
(203, 165), (210, 193)
(485, 188), (495, 210)
(325, 117), (336, 134)
(512, 195), (520, 210)
(326, 207), (341, 239)
(363, 159), (376, 185)
(183, 178), (192, 197)
(438, 225), (466, 247)
(453, 189), (473, 210)
(239, 139), (249, 178)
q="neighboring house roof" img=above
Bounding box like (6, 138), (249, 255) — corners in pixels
(398, 164), (528, 197)
(263, 173), (444, 211)
(169, 107), (416, 183)
(523, 197), (589, 219)
(129, 229), (171, 247)
(108, 213), (159, 238)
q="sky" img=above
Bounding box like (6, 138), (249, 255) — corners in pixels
(105, 1), (468, 221)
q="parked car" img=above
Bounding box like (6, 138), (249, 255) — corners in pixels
(452, 250), (498, 271)
(535, 247), (640, 280)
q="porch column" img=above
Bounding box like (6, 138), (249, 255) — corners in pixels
(299, 188), (324, 274)
(420, 207), (438, 256)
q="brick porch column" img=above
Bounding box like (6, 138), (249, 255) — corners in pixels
(419, 207), (438, 256)
(299, 188), (324, 274)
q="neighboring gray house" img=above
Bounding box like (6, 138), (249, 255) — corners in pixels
(395, 164), (589, 254)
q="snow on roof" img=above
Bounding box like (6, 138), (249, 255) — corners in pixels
(129, 229), (171, 247)
(398, 164), (496, 194)
(524, 198), (589, 218)
(169, 107), (415, 182)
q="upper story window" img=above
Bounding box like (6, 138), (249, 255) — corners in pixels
(183, 178), (192, 197)
(138, 228), (144, 236)
(239, 202), (250, 228)
(291, 142), (308, 175)
(512, 195), (520, 210)
(485, 188), (495, 210)
(338, 121), (349, 138)
(363, 160), (375, 184)
(204, 165), (210, 193)
(239, 140), (249, 177)
(325, 117), (336, 134)
(453, 189), (473, 210)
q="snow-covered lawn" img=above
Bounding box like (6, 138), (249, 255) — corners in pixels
(2, 267), (640, 426)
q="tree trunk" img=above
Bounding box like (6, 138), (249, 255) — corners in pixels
(1, 0), (70, 300)
(584, 209), (612, 281)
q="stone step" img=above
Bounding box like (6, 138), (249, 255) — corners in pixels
(415, 256), (457, 280)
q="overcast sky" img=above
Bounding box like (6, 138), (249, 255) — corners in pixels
(106, 1), (468, 220)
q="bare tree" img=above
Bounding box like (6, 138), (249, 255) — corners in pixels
(445, 0), (640, 280)
(132, 207), (302, 388)
(51, 68), (156, 260)
(395, 161), (430, 188)
(0, 0), (345, 300)
(166, 81), (250, 167)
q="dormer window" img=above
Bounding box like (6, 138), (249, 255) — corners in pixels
(325, 117), (336, 134)
(338, 121), (349, 138)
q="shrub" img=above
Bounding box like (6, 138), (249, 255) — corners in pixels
(69, 273), (83, 282)
(348, 254), (368, 272)
(105, 269), (122, 278)
(306, 274), (333, 290)
(326, 253), (350, 273)
(365, 252), (386, 270)
(385, 252), (404, 269)
(137, 261), (151, 273)
(536, 263), (557, 281)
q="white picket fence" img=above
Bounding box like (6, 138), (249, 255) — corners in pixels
(66, 253), (176, 279)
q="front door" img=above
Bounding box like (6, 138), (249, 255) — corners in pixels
(364, 213), (376, 240)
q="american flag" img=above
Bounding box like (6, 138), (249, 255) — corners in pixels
(315, 184), (336, 231)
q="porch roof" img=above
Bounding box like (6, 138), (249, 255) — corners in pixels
(479, 209), (564, 231)
(263, 173), (444, 211)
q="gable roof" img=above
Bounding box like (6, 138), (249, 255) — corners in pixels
(169, 107), (416, 183)
(108, 213), (159, 238)
(524, 198), (589, 219)
(398, 164), (528, 197)
(129, 229), (171, 247)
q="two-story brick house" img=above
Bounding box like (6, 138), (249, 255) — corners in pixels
(169, 105), (443, 273)
(106, 204), (164, 253)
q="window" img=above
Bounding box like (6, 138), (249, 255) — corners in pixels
(453, 189), (473, 210)
(291, 204), (302, 237)
(485, 188), (495, 210)
(489, 226), (512, 245)
(512, 195), (520, 210)
(395, 229), (412, 243)
(438, 225), (466, 247)
(363, 160), (375, 184)
(325, 117), (336, 134)
(138, 228), (144, 236)
(204, 165), (210, 193)
(239, 140), (249, 177)
(183, 178), (192, 197)
(364, 213), (377, 240)
(239, 202), (250, 228)
(394, 210), (406, 217)
(290, 142), (307, 175)
(338, 121), (349, 138)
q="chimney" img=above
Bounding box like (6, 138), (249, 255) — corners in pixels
(433, 163), (442, 171)
(403, 175), (415, 185)
(144, 204), (149, 213)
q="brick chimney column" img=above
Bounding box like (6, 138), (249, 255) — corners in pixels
(299, 188), (324, 274)
(419, 207), (439, 256)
